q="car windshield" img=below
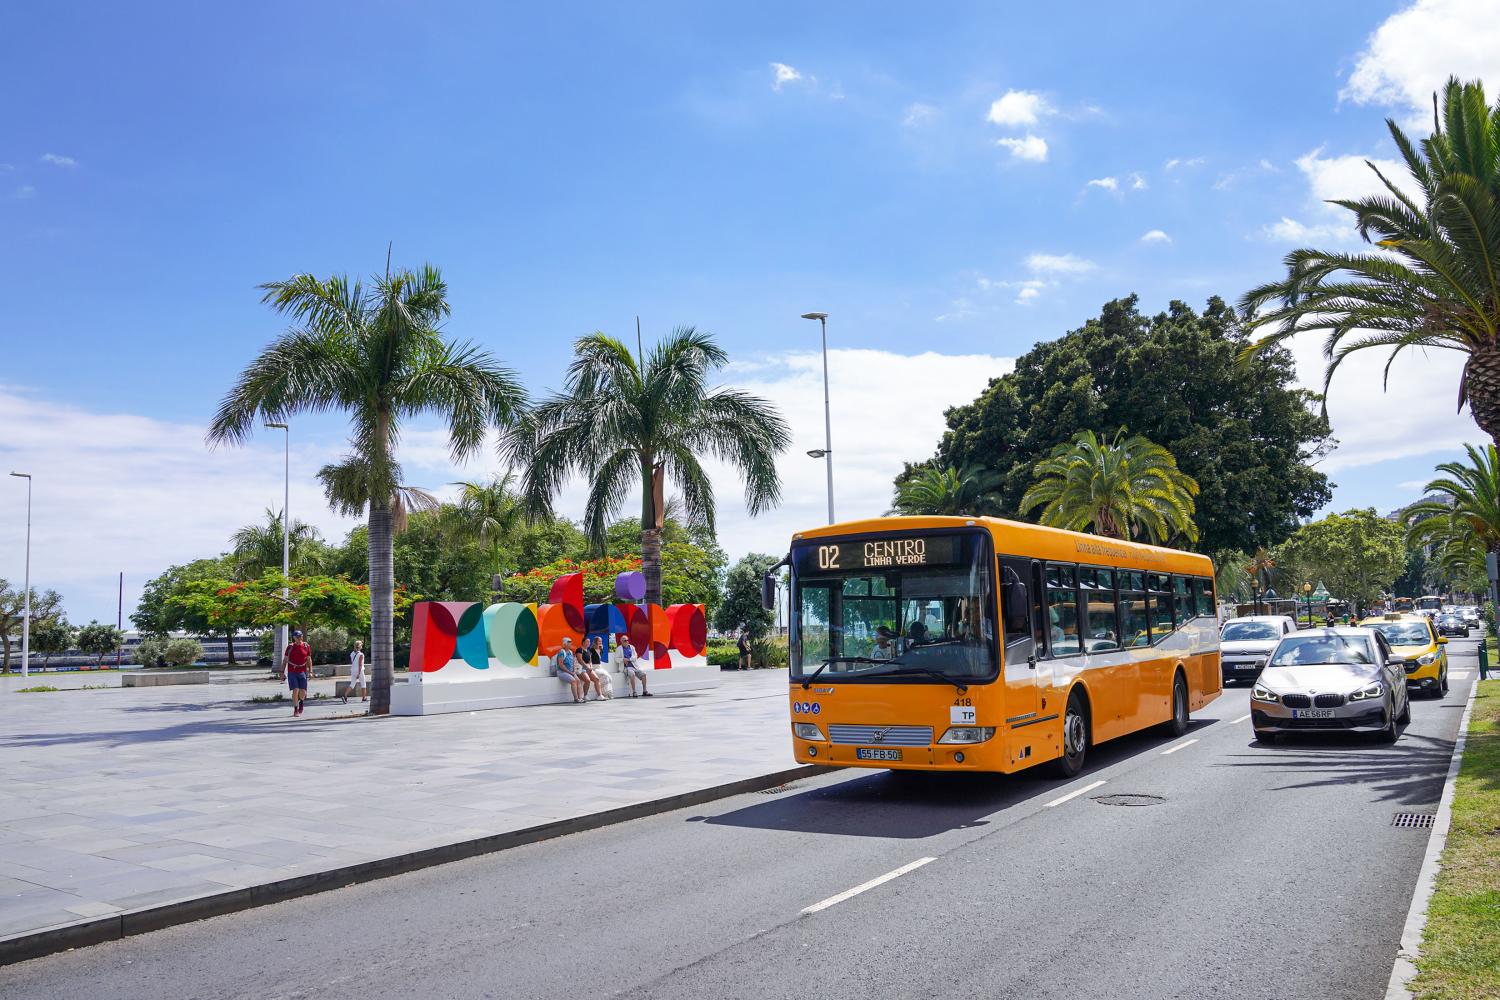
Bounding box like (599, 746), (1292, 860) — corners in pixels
(1222, 622), (1279, 641)
(1268, 635), (1374, 666)
(789, 530), (997, 681)
(1368, 622), (1431, 646)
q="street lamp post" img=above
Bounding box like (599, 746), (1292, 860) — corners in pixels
(9, 472), (31, 679)
(1302, 582), (1313, 626)
(265, 423), (290, 672)
(800, 312), (835, 524)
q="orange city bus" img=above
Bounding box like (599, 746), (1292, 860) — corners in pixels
(775, 515), (1221, 777)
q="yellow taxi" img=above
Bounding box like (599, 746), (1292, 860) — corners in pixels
(1358, 612), (1451, 698)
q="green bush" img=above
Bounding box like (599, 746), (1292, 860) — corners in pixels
(164, 637), (204, 667)
(750, 634), (788, 668)
(133, 638), (168, 666)
(705, 639), (739, 668)
(307, 626), (351, 665)
(257, 631), (275, 659)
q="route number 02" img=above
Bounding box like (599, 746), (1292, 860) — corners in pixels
(817, 545), (841, 570)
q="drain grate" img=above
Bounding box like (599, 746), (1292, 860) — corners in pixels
(1392, 813), (1436, 828)
(754, 782), (801, 795)
(1093, 793), (1165, 807)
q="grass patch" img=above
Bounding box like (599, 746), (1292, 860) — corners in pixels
(249, 692), (331, 704)
(1412, 678), (1500, 999)
(16, 685), (59, 693)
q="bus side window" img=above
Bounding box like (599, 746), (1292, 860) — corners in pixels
(1173, 576), (1193, 623)
(1195, 577), (1215, 617)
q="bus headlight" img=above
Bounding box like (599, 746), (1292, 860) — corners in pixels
(937, 727), (996, 744)
(793, 723), (825, 741)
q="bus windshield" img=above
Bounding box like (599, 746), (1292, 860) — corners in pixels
(789, 530), (997, 682)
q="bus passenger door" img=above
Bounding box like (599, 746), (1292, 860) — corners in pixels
(1000, 558), (1041, 724)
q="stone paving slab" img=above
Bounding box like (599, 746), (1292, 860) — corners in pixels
(0, 667), (797, 958)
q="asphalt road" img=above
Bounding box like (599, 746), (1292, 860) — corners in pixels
(2, 639), (1480, 1000)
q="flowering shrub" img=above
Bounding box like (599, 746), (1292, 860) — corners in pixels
(504, 555), (644, 605)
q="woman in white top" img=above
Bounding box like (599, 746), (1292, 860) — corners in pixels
(344, 640), (367, 703)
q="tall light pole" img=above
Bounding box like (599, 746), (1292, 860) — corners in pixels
(800, 312), (835, 524)
(9, 472), (31, 679)
(265, 423), (290, 672)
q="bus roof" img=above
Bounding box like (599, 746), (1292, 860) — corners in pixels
(789, 515), (1213, 576)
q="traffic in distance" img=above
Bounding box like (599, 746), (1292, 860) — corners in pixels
(768, 515), (1474, 776)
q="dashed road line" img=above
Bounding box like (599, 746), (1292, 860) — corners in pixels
(1231, 714), (1251, 724)
(802, 857), (937, 914)
(1449, 670), (1472, 680)
(1043, 778), (1106, 808)
(1161, 738), (1199, 755)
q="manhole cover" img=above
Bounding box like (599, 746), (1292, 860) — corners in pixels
(1392, 813), (1435, 828)
(1093, 793), (1165, 807)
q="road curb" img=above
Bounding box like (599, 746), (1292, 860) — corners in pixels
(0, 762), (827, 967)
(1384, 668), (1481, 999)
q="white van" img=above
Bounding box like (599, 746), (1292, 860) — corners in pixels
(1219, 615), (1299, 684)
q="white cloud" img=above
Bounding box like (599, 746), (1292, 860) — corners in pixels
(902, 103), (939, 126)
(1261, 216), (1348, 242)
(1015, 285), (1042, 305)
(1398, 478), (1433, 491)
(1025, 252), (1097, 276)
(40, 153), (76, 168)
(1344, 0), (1500, 118)
(996, 135), (1048, 162)
(986, 90), (1051, 127)
(1129, 173), (1148, 190)
(1140, 229), (1172, 244)
(1086, 176), (1119, 192)
(1164, 157), (1205, 170)
(12, 185), (35, 200)
(1295, 147), (1417, 206)
(770, 62), (803, 91)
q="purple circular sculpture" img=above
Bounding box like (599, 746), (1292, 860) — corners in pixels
(615, 571), (646, 602)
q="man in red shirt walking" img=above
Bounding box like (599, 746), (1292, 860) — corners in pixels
(281, 629), (313, 717)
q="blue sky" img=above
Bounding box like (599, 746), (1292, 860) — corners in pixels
(2, 0), (1495, 624)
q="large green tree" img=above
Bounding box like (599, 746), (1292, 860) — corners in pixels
(921, 295), (1330, 553)
(208, 259), (528, 714)
(714, 553), (779, 640)
(1405, 443), (1500, 564)
(511, 328), (788, 606)
(1242, 78), (1500, 450)
(1019, 429), (1200, 543)
(1277, 509), (1407, 611)
(230, 509), (327, 579)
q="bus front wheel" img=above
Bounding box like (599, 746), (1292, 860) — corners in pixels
(1052, 690), (1090, 778)
(1165, 672), (1189, 738)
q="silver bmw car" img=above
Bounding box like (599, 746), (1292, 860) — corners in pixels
(1250, 628), (1412, 744)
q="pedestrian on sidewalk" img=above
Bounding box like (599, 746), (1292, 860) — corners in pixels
(621, 637), (651, 697)
(737, 627), (752, 671)
(344, 640), (367, 703)
(282, 629), (312, 716)
(555, 637), (585, 703)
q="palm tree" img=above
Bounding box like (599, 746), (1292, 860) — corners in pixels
(888, 464), (1003, 516)
(510, 328), (789, 605)
(1019, 429), (1199, 544)
(230, 508), (325, 580)
(208, 259), (527, 714)
(1406, 443), (1500, 568)
(1241, 78), (1500, 447)
(452, 471), (524, 593)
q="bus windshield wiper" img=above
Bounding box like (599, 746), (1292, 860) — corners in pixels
(856, 665), (970, 693)
(801, 656), (883, 689)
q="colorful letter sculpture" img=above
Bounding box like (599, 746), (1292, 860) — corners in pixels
(408, 569), (706, 674)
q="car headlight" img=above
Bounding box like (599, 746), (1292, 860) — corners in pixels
(937, 726), (996, 744)
(1349, 682), (1383, 701)
(793, 722), (825, 741)
(1417, 652), (1439, 665)
(1252, 684), (1279, 703)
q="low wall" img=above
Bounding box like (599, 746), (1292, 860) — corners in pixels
(390, 657), (717, 716)
(121, 670), (211, 687)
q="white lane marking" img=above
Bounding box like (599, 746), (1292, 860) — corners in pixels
(1043, 778), (1106, 808)
(1161, 738), (1199, 755)
(1449, 670), (1472, 680)
(801, 857), (937, 914)
(1231, 714), (1251, 724)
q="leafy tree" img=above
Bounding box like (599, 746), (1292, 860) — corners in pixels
(134, 637), (168, 667)
(1276, 509), (1407, 611)
(207, 258), (527, 714)
(0, 584), (63, 673)
(510, 328), (788, 607)
(230, 508), (327, 579)
(888, 465), (1003, 516)
(1406, 443), (1500, 565)
(1020, 429), (1200, 543)
(505, 555), (645, 605)
(451, 473), (524, 591)
(75, 621), (124, 667)
(921, 295), (1330, 552)
(30, 615), (74, 668)
(714, 553), (779, 639)
(1242, 78), (1500, 450)
(131, 558), (232, 636)
(163, 638), (205, 667)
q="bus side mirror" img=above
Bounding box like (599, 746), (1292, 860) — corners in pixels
(761, 571), (777, 611)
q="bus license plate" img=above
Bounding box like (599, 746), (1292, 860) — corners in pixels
(1292, 709), (1335, 719)
(857, 748), (903, 761)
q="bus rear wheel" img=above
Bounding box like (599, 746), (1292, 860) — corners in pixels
(1052, 690), (1089, 779)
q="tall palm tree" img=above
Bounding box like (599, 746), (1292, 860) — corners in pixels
(452, 471), (524, 592)
(208, 259), (527, 714)
(1019, 429), (1199, 544)
(1405, 443), (1500, 567)
(510, 327), (789, 605)
(1241, 78), (1500, 447)
(230, 508), (325, 580)
(888, 464), (1003, 516)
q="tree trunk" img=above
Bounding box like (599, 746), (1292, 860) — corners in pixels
(1465, 341), (1500, 449)
(225, 632), (236, 665)
(369, 504), (395, 715)
(641, 527), (662, 607)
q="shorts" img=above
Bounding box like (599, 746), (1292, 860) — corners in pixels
(556, 669), (579, 683)
(348, 670), (365, 685)
(623, 663), (646, 679)
(287, 671), (308, 691)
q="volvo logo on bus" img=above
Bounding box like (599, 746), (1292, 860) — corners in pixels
(870, 726), (893, 744)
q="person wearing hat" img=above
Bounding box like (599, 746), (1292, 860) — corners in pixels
(282, 629), (313, 717)
(873, 625), (899, 660)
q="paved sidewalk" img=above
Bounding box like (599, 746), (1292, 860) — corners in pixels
(0, 668), (794, 952)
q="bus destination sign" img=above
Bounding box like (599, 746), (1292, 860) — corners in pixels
(795, 535), (962, 573)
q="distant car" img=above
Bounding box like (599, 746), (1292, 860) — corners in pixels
(1252, 628), (1411, 744)
(1460, 607), (1481, 628)
(1219, 615), (1298, 685)
(1435, 614), (1468, 638)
